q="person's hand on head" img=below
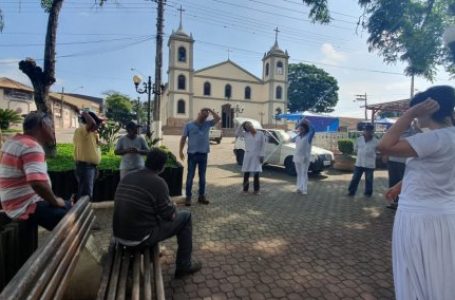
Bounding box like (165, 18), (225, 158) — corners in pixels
(407, 98), (440, 119)
(55, 197), (66, 208)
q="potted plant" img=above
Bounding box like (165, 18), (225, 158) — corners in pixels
(333, 139), (356, 172)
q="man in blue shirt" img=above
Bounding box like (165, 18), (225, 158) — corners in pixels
(179, 108), (221, 206)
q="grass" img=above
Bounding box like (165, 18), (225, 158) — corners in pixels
(47, 144), (180, 172)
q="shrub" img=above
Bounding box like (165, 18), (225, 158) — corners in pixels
(98, 121), (121, 154)
(338, 139), (354, 155)
(0, 109), (22, 130)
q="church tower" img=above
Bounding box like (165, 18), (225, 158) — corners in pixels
(262, 28), (289, 125)
(167, 6), (194, 126)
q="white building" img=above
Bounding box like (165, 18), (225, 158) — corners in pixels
(162, 20), (289, 132)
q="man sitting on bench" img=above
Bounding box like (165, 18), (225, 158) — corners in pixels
(113, 148), (202, 279)
(0, 112), (71, 230)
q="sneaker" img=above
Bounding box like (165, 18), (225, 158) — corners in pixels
(175, 261), (202, 279)
(185, 197), (192, 207)
(198, 195), (210, 204)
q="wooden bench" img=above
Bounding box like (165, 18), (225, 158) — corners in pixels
(0, 196), (94, 300)
(97, 240), (165, 300)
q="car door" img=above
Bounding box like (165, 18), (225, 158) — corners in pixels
(263, 130), (282, 164)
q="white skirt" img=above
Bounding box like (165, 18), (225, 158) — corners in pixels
(393, 209), (455, 300)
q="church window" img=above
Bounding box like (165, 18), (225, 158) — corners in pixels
(225, 84), (232, 99)
(204, 82), (211, 96)
(244, 86), (251, 100)
(276, 86), (282, 99)
(265, 63), (269, 77)
(177, 99), (186, 114)
(178, 47), (186, 62)
(277, 61), (284, 75)
(178, 75), (186, 90)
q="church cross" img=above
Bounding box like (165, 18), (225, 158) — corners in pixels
(227, 48), (232, 60)
(178, 5), (185, 28)
(274, 27), (280, 43)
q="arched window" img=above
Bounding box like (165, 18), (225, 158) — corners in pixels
(178, 74), (186, 90)
(265, 63), (269, 77)
(276, 61), (284, 75)
(178, 47), (186, 62)
(177, 99), (186, 114)
(203, 82), (211, 96)
(225, 84), (232, 99)
(276, 86), (282, 99)
(244, 86), (251, 100)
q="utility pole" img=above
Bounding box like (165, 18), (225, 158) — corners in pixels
(153, 0), (165, 141)
(410, 74), (415, 99)
(354, 93), (368, 121)
(60, 87), (64, 128)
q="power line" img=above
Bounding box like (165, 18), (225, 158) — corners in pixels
(0, 35), (154, 47)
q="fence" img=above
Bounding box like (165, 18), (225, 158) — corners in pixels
(313, 132), (349, 152)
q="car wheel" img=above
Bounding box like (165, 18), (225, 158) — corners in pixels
(284, 156), (296, 176)
(235, 149), (245, 166)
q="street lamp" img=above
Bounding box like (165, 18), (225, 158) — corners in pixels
(133, 75), (153, 137)
(233, 104), (244, 118)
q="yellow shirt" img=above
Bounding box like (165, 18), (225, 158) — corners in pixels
(73, 127), (101, 165)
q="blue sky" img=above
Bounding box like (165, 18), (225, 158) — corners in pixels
(0, 0), (453, 118)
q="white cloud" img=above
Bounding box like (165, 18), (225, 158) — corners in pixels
(320, 43), (347, 65)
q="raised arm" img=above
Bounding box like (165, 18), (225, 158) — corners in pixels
(81, 111), (96, 132)
(208, 108), (221, 125)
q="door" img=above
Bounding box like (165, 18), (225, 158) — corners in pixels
(221, 104), (234, 128)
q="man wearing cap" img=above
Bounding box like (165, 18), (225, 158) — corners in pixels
(348, 123), (379, 197)
(73, 111), (103, 200)
(0, 112), (71, 230)
(115, 121), (149, 179)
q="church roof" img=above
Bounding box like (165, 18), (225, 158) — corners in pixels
(194, 60), (263, 83)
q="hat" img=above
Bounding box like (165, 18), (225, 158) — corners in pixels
(126, 121), (141, 130)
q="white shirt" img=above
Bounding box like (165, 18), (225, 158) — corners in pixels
(236, 129), (266, 173)
(399, 127), (455, 214)
(354, 136), (378, 169)
(293, 134), (312, 163)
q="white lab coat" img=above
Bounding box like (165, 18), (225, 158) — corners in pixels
(293, 132), (313, 194)
(236, 129), (266, 173)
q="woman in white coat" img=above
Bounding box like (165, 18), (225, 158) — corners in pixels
(236, 121), (265, 194)
(378, 85), (455, 300)
(293, 119), (315, 195)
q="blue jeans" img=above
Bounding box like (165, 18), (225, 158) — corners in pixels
(75, 163), (97, 200)
(29, 200), (72, 231)
(185, 153), (208, 198)
(143, 211), (193, 269)
(348, 166), (374, 196)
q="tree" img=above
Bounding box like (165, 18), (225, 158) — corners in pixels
(287, 63), (339, 113)
(0, 109), (22, 130)
(105, 92), (134, 126)
(301, 0), (455, 80)
(131, 98), (147, 124)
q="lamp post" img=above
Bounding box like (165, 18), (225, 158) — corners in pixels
(234, 104), (244, 118)
(354, 93), (368, 121)
(133, 75), (153, 137)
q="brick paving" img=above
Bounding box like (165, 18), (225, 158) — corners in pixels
(94, 136), (396, 300)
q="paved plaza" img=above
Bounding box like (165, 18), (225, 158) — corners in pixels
(93, 135), (396, 300)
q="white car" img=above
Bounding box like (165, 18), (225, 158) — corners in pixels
(233, 128), (334, 176)
(209, 128), (223, 144)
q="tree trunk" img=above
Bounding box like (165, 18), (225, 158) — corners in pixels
(18, 0), (64, 157)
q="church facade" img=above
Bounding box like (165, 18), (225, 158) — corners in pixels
(161, 22), (289, 131)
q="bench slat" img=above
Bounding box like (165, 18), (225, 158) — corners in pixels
(52, 214), (94, 300)
(40, 210), (94, 300)
(26, 203), (92, 300)
(0, 196), (90, 300)
(131, 252), (141, 300)
(106, 244), (123, 300)
(153, 245), (165, 300)
(143, 249), (153, 300)
(96, 241), (116, 300)
(115, 249), (131, 300)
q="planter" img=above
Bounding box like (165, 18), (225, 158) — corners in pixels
(48, 166), (183, 201)
(333, 153), (356, 172)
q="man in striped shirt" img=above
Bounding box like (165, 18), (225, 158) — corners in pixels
(0, 112), (71, 230)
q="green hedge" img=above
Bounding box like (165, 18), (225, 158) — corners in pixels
(338, 139), (354, 155)
(47, 144), (180, 172)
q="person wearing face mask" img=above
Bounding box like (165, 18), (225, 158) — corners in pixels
(293, 119), (315, 195)
(378, 85), (455, 300)
(235, 121), (265, 195)
(179, 108), (221, 206)
(347, 123), (379, 197)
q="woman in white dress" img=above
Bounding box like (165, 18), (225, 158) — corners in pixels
(236, 121), (265, 194)
(293, 119), (315, 195)
(377, 85), (455, 300)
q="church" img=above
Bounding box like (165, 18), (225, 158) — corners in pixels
(161, 16), (289, 132)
